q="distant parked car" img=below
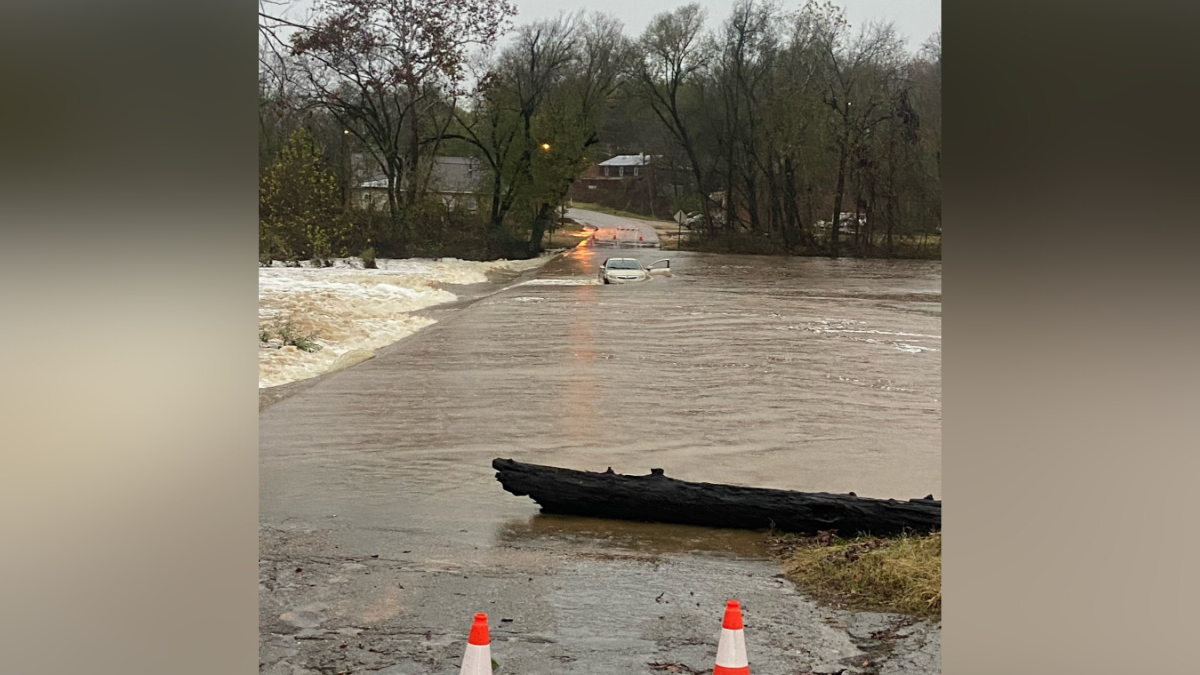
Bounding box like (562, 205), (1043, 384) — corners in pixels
(598, 257), (672, 284)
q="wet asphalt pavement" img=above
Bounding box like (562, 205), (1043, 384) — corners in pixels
(566, 207), (662, 249)
(260, 211), (942, 674)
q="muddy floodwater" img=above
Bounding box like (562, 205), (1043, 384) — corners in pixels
(260, 228), (941, 674)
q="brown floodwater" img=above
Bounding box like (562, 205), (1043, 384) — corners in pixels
(259, 237), (941, 674)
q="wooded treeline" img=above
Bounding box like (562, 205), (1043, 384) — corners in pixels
(259, 0), (940, 263)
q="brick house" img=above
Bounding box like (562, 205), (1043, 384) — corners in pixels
(571, 154), (690, 217)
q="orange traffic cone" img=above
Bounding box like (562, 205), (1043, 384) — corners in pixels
(459, 613), (492, 675)
(713, 600), (749, 675)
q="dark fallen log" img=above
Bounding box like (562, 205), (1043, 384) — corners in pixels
(493, 458), (940, 536)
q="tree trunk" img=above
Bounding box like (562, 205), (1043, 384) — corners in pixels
(886, 196), (895, 255)
(888, 141), (899, 255)
(803, 185), (820, 251)
(385, 158), (406, 254)
(528, 202), (552, 255)
(725, 153), (736, 232)
(829, 140), (847, 259)
(745, 172), (761, 233)
(782, 156), (800, 252)
(766, 161), (782, 241)
(406, 94), (422, 209)
(340, 133), (351, 211)
(853, 195), (863, 258)
(493, 458), (940, 536)
(683, 141), (712, 237)
(648, 160), (657, 218)
(863, 199), (874, 258)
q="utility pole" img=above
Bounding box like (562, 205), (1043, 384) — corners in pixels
(560, 200), (567, 241)
(341, 129), (351, 210)
(646, 151), (657, 218)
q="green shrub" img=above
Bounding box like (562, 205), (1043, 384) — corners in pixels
(277, 319), (322, 352)
(262, 316), (323, 353)
(260, 128), (347, 263)
(361, 246), (377, 269)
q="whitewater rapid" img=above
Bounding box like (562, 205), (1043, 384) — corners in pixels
(258, 257), (545, 388)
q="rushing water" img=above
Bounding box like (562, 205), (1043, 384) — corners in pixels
(258, 256), (547, 388)
(259, 239), (941, 674)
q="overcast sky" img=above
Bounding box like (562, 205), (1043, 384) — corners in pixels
(509, 0), (941, 49)
(270, 0), (940, 53)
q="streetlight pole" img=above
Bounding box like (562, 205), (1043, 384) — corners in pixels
(540, 142), (553, 246)
(342, 129), (351, 210)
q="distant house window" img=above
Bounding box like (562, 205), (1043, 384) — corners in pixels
(619, 166), (626, 177)
(633, 166), (640, 176)
(604, 166), (610, 176)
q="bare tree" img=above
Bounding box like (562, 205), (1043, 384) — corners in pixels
(820, 19), (905, 257)
(258, 0), (941, 261)
(264, 0), (515, 248)
(632, 4), (715, 233)
(712, 0), (781, 233)
(572, 13), (633, 129)
(449, 15), (579, 253)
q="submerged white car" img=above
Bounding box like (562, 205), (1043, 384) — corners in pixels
(598, 257), (671, 284)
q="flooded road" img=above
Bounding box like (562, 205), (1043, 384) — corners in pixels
(566, 207), (662, 248)
(260, 226), (941, 674)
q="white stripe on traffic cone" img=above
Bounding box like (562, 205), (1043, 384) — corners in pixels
(460, 612), (492, 675)
(713, 600), (749, 675)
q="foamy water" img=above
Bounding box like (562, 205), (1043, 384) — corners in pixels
(514, 278), (602, 286)
(259, 256), (545, 388)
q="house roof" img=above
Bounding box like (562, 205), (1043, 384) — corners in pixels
(355, 155), (482, 194)
(598, 154), (654, 167)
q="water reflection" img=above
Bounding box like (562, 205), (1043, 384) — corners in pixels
(496, 513), (772, 558)
(564, 285), (601, 442)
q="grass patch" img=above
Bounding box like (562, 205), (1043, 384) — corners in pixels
(543, 219), (590, 250)
(772, 531), (941, 618)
